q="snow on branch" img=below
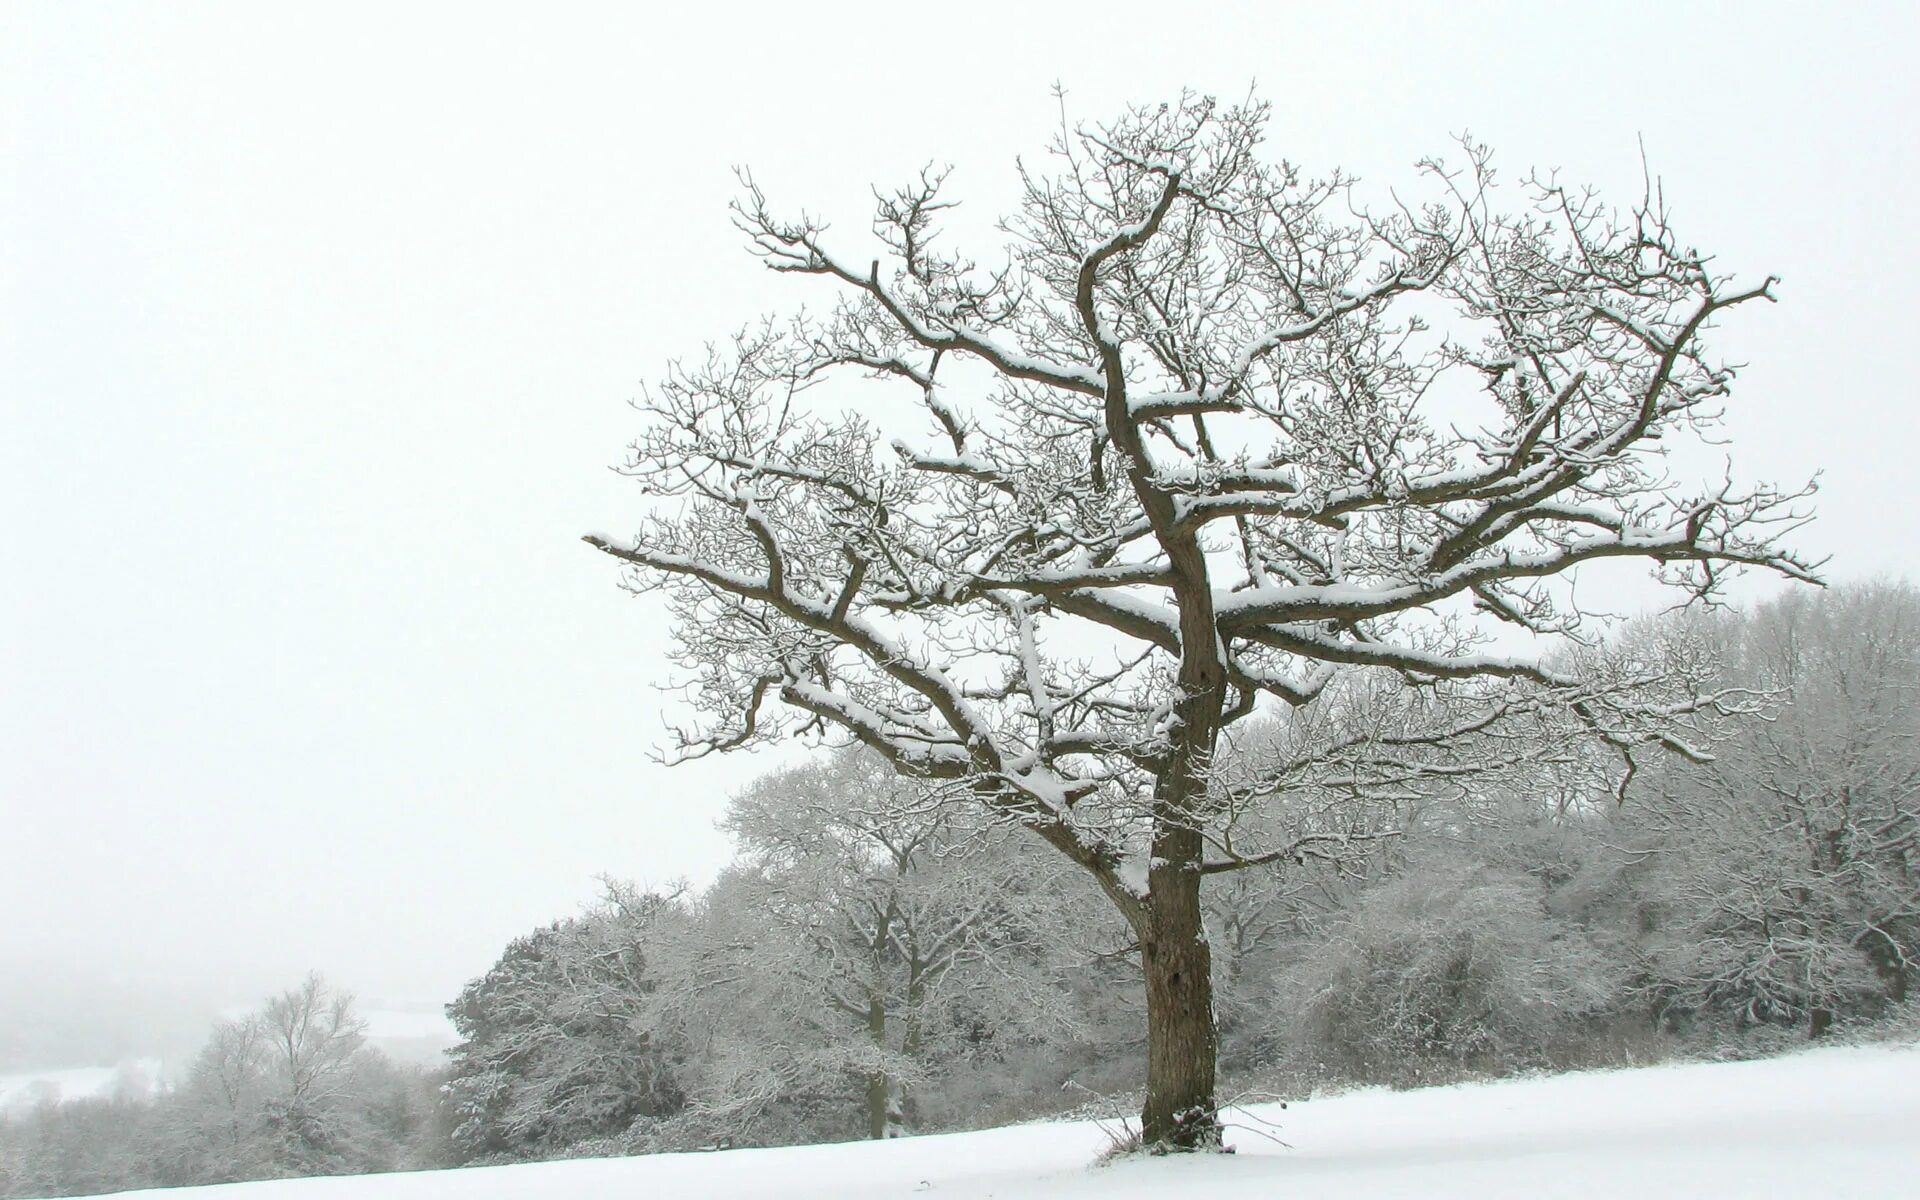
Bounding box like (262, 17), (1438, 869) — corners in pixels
(593, 92), (1817, 914)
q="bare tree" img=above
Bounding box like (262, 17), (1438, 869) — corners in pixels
(249, 974), (369, 1173)
(165, 974), (385, 1180)
(173, 1016), (272, 1179)
(587, 93), (1813, 1147)
(714, 750), (1086, 1140)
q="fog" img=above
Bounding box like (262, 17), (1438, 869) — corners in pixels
(4, 1), (1916, 1052)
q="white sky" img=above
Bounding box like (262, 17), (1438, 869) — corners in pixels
(4, 2), (1917, 1014)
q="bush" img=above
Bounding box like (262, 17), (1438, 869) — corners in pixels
(1271, 863), (1625, 1086)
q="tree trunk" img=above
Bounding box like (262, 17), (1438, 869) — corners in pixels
(865, 1070), (892, 1140)
(1139, 827), (1220, 1150)
(866, 994), (891, 1140)
(1864, 929), (1910, 1004)
(1809, 1006), (1834, 1039)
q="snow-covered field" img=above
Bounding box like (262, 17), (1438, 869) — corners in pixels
(92, 1043), (1918, 1200)
(0, 1059), (162, 1112)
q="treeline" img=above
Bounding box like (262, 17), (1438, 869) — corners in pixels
(443, 756), (1132, 1160)
(7, 583), (1914, 1194)
(440, 581), (1920, 1161)
(0, 976), (447, 1198)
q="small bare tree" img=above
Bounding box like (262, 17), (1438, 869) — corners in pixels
(588, 93), (1813, 1147)
(171, 973), (372, 1179)
(716, 750), (1084, 1140)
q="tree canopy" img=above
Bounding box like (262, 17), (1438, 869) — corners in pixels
(589, 92), (1814, 1147)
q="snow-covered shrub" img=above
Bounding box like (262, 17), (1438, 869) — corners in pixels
(1272, 863), (1622, 1086)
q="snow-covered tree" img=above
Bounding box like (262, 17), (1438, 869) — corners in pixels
(0, 1092), (167, 1198)
(165, 974), (407, 1182)
(684, 750), (1093, 1141)
(1627, 583), (1920, 1033)
(169, 1013), (275, 1180)
(1275, 856), (1625, 1084)
(444, 890), (689, 1161)
(256, 974), (370, 1173)
(587, 92), (1813, 1146)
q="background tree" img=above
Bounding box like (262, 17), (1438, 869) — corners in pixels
(1623, 582), (1920, 1035)
(695, 750), (1092, 1141)
(1273, 855), (1625, 1086)
(444, 889), (689, 1162)
(168, 1013), (274, 1181)
(587, 92), (1813, 1147)
(0, 1092), (167, 1199)
(254, 973), (371, 1174)
(166, 974), (428, 1182)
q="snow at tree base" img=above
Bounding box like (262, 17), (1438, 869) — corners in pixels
(86, 1045), (1920, 1200)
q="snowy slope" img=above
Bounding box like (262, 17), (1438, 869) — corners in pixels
(93, 1044), (1919, 1200)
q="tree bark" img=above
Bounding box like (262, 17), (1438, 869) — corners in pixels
(865, 993), (891, 1140)
(1869, 935), (1910, 1005)
(865, 1069), (891, 1140)
(1139, 825), (1221, 1150)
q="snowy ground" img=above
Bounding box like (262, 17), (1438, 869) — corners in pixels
(94, 1043), (1918, 1200)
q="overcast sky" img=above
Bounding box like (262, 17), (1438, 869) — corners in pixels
(4, 2), (1917, 1020)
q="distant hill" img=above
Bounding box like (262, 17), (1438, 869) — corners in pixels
(0, 1058), (164, 1112)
